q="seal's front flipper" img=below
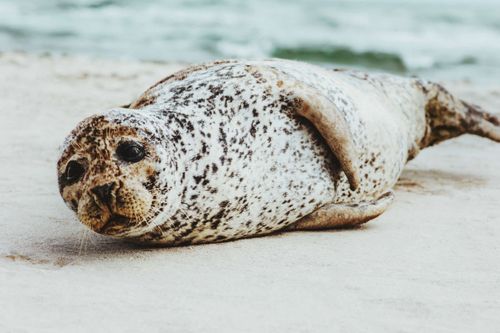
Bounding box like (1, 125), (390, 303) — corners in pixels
(288, 191), (394, 231)
(419, 82), (500, 147)
(249, 64), (361, 190)
(291, 83), (361, 190)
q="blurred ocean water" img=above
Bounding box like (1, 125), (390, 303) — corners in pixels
(1, 0), (499, 82)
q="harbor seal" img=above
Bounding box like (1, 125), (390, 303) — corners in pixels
(57, 59), (500, 245)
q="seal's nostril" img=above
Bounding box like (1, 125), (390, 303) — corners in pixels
(91, 182), (115, 205)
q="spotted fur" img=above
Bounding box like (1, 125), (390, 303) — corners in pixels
(57, 59), (500, 245)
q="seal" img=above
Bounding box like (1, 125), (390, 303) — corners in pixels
(57, 59), (500, 245)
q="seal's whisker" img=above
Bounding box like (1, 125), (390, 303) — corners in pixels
(154, 225), (165, 237)
(145, 216), (167, 238)
(84, 230), (91, 253)
(86, 231), (97, 247)
(78, 229), (87, 255)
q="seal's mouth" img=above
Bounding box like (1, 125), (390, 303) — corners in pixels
(97, 214), (131, 234)
(86, 187), (132, 234)
(74, 180), (153, 237)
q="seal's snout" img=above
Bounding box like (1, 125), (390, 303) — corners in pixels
(77, 178), (154, 235)
(91, 182), (115, 206)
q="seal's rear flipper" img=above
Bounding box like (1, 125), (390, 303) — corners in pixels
(288, 191), (394, 230)
(419, 82), (500, 147)
(462, 104), (500, 142)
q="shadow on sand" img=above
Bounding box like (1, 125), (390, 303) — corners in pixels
(3, 168), (483, 268)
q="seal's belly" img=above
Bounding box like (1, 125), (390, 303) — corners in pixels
(210, 107), (339, 240)
(142, 108), (340, 245)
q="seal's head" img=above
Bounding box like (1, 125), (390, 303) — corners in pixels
(57, 108), (179, 237)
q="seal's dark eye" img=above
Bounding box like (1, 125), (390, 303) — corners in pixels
(64, 160), (85, 185)
(116, 141), (145, 163)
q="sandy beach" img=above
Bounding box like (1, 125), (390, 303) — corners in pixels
(0, 52), (499, 332)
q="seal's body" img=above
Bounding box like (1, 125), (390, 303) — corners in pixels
(57, 60), (500, 245)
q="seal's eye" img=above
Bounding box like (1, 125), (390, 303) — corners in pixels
(64, 160), (85, 185)
(116, 141), (145, 163)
